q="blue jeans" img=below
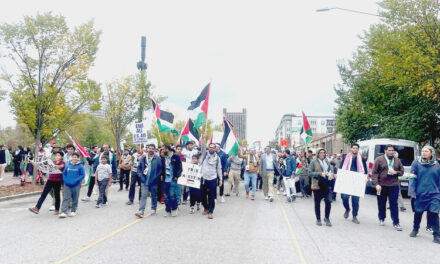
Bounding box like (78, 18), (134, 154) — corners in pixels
(139, 184), (158, 212)
(163, 180), (180, 212)
(61, 184), (81, 213)
(341, 194), (360, 216)
(128, 171), (141, 202)
(244, 172), (257, 196)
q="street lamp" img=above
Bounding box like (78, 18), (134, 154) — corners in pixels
(316, 7), (380, 17)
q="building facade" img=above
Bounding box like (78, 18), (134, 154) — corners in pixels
(223, 108), (247, 142)
(274, 114), (336, 148)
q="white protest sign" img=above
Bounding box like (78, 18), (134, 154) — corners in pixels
(177, 162), (202, 189)
(334, 169), (368, 198)
(37, 157), (62, 174)
(133, 123), (148, 144)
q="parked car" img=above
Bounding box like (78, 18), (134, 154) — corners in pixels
(357, 138), (420, 197)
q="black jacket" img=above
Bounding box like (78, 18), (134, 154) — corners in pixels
(161, 153), (183, 181)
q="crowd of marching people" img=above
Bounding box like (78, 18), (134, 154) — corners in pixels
(3, 134), (437, 244)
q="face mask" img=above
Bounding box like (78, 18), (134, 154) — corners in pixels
(209, 150), (215, 155)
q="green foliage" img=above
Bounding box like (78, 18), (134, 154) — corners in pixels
(335, 0), (440, 145)
(0, 12), (101, 144)
(0, 123), (35, 147)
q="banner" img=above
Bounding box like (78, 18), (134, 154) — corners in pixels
(177, 162), (202, 189)
(36, 157), (62, 174)
(334, 169), (367, 198)
(133, 123), (148, 144)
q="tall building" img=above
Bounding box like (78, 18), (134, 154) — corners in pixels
(274, 114), (335, 148)
(223, 108), (247, 142)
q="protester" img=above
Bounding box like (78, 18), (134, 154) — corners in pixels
(60, 153), (85, 218)
(200, 134), (223, 219)
(226, 154), (243, 197)
(216, 144), (229, 203)
(298, 156), (310, 198)
(81, 146), (100, 202)
(135, 144), (163, 218)
(259, 146), (281, 202)
(95, 155), (112, 208)
(93, 144), (117, 183)
(189, 154), (202, 213)
(310, 149), (334, 227)
(283, 149), (297, 203)
(408, 146), (440, 244)
(276, 154), (285, 195)
(13, 146), (25, 177)
(181, 141), (197, 204)
(127, 148), (142, 205)
(162, 145), (183, 217)
(28, 151), (65, 215)
(372, 144), (404, 231)
(239, 148), (259, 200)
(118, 149), (132, 191)
(338, 143), (367, 224)
(0, 145), (10, 181)
(63, 144), (75, 164)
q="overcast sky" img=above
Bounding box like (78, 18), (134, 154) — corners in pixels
(0, 0), (381, 146)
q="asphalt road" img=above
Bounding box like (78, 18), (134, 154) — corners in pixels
(0, 183), (439, 264)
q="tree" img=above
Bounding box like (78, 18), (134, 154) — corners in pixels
(0, 13), (101, 183)
(104, 76), (138, 155)
(335, 0), (440, 146)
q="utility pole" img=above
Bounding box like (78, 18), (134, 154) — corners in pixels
(136, 36), (148, 123)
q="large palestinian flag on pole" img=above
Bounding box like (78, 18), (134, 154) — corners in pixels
(151, 99), (179, 136)
(220, 118), (240, 157)
(187, 83), (210, 128)
(179, 118), (200, 145)
(300, 111), (312, 146)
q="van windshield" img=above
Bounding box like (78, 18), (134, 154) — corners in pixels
(374, 145), (414, 166)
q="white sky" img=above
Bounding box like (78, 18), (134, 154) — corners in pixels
(0, 0), (381, 146)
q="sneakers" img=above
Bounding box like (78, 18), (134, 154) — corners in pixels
(400, 207), (406, 212)
(434, 236), (440, 244)
(236, 192), (239, 197)
(220, 196), (225, 203)
(208, 213), (213, 219)
(250, 195), (255, 200)
(126, 201), (134, 205)
(135, 211), (145, 218)
(190, 207), (195, 214)
(182, 200), (188, 205)
(316, 220), (322, 226)
(49, 205), (56, 211)
(59, 213), (67, 218)
(344, 210), (349, 219)
(264, 196), (269, 200)
(393, 224), (403, 231)
(277, 191), (280, 195)
(225, 194), (231, 197)
(81, 197), (91, 202)
(324, 218), (332, 227)
(286, 197), (291, 203)
(352, 216), (360, 224)
(269, 197), (274, 202)
(202, 209), (208, 215)
(163, 212), (171, 217)
(409, 230), (418, 237)
(118, 189), (123, 192)
(68, 212), (77, 217)
(379, 220), (385, 226)
(171, 210), (178, 217)
(54, 210), (59, 215)
(96, 204), (101, 208)
(28, 207), (39, 214)
(426, 227), (434, 233)
(150, 210), (156, 215)
(197, 203), (201, 211)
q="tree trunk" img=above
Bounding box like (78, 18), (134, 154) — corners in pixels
(32, 129), (41, 185)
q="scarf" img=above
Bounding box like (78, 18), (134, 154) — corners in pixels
(318, 158), (329, 173)
(384, 155), (394, 170)
(419, 146), (438, 166)
(248, 154), (257, 165)
(342, 152), (365, 174)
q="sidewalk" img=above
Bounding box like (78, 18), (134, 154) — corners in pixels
(0, 171), (44, 198)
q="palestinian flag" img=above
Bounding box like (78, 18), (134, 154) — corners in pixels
(179, 118), (200, 145)
(295, 164), (304, 175)
(300, 112), (312, 146)
(220, 118), (240, 157)
(66, 132), (89, 158)
(187, 83), (210, 128)
(152, 99), (179, 136)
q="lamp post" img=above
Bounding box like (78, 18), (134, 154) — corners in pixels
(316, 7), (380, 17)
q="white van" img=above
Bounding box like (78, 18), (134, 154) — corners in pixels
(357, 138), (420, 196)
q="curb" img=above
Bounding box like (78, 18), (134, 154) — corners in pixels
(0, 191), (43, 202)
